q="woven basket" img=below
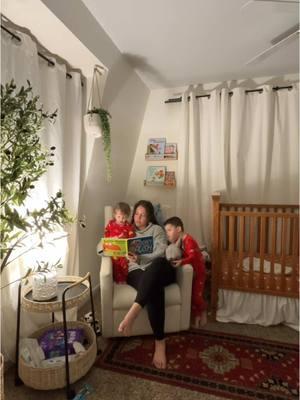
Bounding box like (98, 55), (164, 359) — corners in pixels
(19, 321), (96, 390)
(0, 353), (4, 400)
(22, 276), (90, 313)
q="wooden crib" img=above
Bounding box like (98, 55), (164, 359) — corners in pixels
(211, 193), (299, 319)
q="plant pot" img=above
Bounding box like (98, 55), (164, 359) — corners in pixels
(83, 113), (102, 138)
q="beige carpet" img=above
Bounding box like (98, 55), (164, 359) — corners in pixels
(4, 318), (298, 400)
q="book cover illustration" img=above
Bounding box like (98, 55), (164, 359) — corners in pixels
(164, 171), (176, 187)
(146, 138), (166, 159)
(164, 143), (178, 159)
(103, 236), (153, 257)
(146, 166), (166, 185)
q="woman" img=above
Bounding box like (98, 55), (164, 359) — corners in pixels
(118, 200), (176, 369)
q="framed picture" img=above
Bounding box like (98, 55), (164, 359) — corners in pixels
(145, 166), (166, 185)
(164, 143), (177, 159)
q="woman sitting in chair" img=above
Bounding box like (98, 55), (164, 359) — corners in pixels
(118, 200), (176, 369)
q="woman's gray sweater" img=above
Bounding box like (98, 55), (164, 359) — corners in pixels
(128, 223), (167, 273)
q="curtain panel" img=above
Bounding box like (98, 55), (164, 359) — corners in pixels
(176, 84), (299, 247)
(1, 29), (83, 360)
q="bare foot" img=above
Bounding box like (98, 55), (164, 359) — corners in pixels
(191, 311), (207, 329)
(118, 302), (142, 336)
(152, 339), (167, 369)
(199, 310), (207, 327)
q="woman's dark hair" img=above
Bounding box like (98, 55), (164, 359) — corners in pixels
(131, 200), (158, 225)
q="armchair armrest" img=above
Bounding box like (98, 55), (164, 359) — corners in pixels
(176, 264), (193, 330)
(100, 256), (114, 336)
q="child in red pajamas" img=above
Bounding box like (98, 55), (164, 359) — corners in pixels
(164, 216), (207, 328)
(104, 202), (135, 283)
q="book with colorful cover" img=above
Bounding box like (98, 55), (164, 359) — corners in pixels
(103, 236), (154, 257)
(164, 171), (176, 187)
(146, 138), (166, 157)
(164, 143), (178, 159)
(145, 166), (166, 185)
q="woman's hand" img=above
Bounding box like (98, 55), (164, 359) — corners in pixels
(127, 252), (140, 264)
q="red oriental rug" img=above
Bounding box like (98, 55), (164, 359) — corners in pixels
(95, 330), (299, 400)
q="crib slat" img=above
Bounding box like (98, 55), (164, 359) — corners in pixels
(292, 216), (299, 294)
(265, 208), (269, 253)
(270, 216), (276, 291)
(228, 215), (235, 284)
(249, 216), (255, 288)
(259, 216), (266, 289)
(238, 216), (245, 287)
(280, 216), (288, 292)
(289, 215), (293, 256)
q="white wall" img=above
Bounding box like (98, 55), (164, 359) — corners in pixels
(126, 87), (184, 212)
(126, 74), (299, 218)
(41, 0), (150, 285)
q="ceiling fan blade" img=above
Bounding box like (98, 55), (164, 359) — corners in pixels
(253, 0), (300, 3)
(246, 28), (299, 64)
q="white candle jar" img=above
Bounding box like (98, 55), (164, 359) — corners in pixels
(32, 270), (58, 301)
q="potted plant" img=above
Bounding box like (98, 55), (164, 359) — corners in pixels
(83, 65), (112, 182)
(0, 79), (74, 284)
(85, 107), (112, 182)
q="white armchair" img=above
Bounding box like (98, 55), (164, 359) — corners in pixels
(99, 205), (193, 338)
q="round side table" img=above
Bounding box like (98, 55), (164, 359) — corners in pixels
(15, 273), (97, 399)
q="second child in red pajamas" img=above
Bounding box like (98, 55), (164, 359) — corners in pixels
(164, 216), (207, 328)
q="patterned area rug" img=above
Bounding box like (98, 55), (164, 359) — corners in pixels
(96, 330), (299, 400)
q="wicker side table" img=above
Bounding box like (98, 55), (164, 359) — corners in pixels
(15, 273), (97, 399)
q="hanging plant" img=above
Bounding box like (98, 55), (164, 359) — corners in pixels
(83, 65), (112, 182)
(87, 107), (112, 182)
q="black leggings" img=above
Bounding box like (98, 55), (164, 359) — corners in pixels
(127, 257), (176, 340)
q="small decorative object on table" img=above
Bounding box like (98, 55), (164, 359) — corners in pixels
(32, 269), (58, 301)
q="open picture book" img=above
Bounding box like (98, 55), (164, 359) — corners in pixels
(102, 236), (154, 257)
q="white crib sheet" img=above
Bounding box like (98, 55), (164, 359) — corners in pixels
(216, 289), (299, 331)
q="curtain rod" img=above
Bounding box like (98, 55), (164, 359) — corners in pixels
(165, 85), (294, 103)
(1, 25), (82, 84)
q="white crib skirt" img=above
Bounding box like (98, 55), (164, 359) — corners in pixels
(216, 289), (299, 331)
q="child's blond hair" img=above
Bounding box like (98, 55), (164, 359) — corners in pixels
(113, 202), (131, 218)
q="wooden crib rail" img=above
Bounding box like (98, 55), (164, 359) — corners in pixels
(210, 193), (299, 320)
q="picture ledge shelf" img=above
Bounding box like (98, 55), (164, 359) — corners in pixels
(144, 180), (176, 188)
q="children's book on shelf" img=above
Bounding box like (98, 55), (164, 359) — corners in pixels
(164, 143), (178, 159)
(102, 236), (154, 257)
(146, 138), (166, 160)
(164, 171), (176, 187)
(145, 166), (166, 185)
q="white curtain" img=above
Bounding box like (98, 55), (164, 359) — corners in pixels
(1, 29), (83, 360)
(176, 84), (299, 247)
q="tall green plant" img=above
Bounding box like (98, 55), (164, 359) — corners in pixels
(0, 80), (73, 274)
